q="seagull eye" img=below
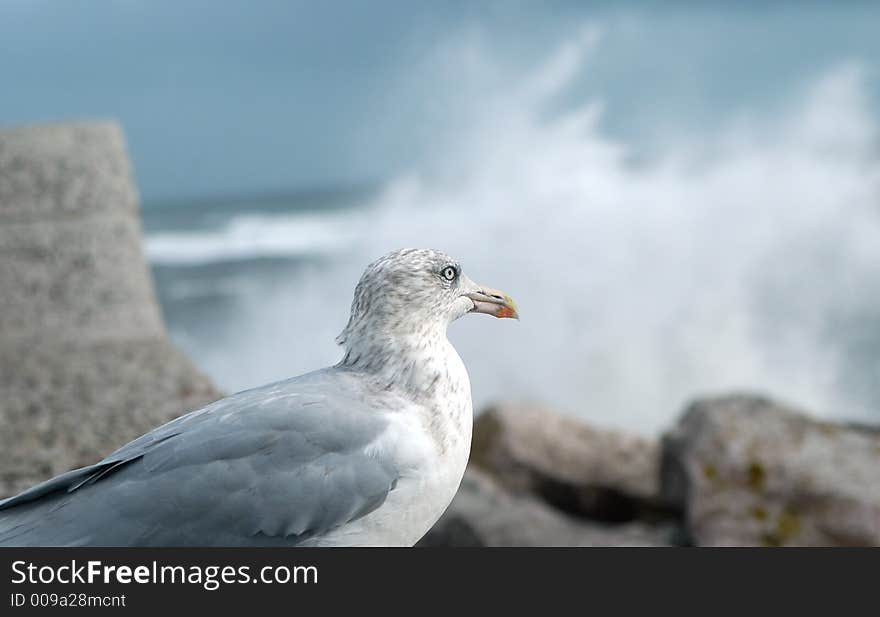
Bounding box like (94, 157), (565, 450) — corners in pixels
(441, 266), (457, 281)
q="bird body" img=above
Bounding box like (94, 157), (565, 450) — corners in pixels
(318, 342), (473, 546)
(0, 248), (516, 546)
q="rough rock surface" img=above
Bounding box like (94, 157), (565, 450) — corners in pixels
(471, 403), (674, 522)
(661, 394), (880, 546)
(0, 121), (221, 497)
(419, 469), (676, 547)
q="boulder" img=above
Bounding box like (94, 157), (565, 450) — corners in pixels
(0, 121), (222, 497)
(471, 403), (675, 522)
(661, 394), (880, 546)
(419, 469), (677, 547)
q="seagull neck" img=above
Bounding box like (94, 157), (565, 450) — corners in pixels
(337, 324), (457, 399)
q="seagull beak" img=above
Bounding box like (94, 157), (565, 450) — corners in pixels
(465, 286), (519, 320)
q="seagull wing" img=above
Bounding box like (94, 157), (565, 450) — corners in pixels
(0, 370), (400, 546)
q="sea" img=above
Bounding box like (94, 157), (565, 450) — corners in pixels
(141, 7), (880, 435)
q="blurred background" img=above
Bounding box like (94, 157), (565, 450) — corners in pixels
(3, 0), (880, 436)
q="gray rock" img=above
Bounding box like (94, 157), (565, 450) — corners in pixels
(661, 394), (880, 546)
(0, 121), (222, 497)
(419, 469), (677, 547)
(471, 403), (674, 522)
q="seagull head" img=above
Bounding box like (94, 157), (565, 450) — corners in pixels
(336, 248), (518, 350)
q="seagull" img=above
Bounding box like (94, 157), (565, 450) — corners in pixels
(0, 248), (518, 546)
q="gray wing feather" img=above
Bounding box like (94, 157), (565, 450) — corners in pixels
(0, 369), (399, 546)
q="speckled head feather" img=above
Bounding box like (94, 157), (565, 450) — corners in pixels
(336, 248), (477, 349)
(334, 248), (517, 395)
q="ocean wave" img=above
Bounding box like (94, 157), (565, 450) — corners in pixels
(144, 210), (364, 265)
(159, 24), (880, 434)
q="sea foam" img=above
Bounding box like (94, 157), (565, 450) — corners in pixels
(151, 27), (880, 434)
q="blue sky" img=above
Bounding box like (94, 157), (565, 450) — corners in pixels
(2, 1), (878, 203)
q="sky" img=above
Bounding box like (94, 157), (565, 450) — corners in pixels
(2, 1), (878, 203)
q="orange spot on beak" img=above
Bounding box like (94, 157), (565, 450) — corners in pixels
(496, 305), (517, 319)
